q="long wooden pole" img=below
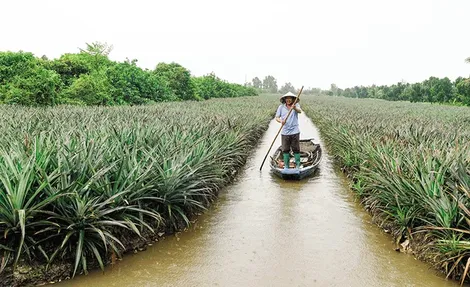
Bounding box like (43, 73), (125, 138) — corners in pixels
(259, 86), (304, 170)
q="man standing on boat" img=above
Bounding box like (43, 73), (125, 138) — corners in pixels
(275, 92), (302, 169)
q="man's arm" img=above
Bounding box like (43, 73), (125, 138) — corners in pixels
(292, 103), (302, 114)
(275, 106), (284, 123)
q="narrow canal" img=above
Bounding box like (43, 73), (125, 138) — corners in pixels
(58, 114), (459, 287)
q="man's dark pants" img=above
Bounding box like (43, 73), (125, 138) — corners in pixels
(282, 133), (300, 153)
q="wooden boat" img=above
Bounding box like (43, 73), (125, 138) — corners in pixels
(269, 138), (322, 180)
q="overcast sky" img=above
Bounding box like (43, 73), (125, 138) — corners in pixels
(1, 0), (469, 89)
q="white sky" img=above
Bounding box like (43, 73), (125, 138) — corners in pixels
(1, 0), (469, 90)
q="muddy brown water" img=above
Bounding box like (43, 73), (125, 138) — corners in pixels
(56, 114), (461, 287)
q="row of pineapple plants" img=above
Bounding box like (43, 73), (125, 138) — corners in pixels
(0, 96), (277, 286)
(302, 96), (470, 285)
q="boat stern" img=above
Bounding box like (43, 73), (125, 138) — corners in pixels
(272, 167), (302, 180)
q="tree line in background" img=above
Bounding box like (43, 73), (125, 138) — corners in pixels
(246, 76), (318, 95)
(0, 42), (258, 106)
(251, 57), (470, 106)
(326, 75), (470, 106)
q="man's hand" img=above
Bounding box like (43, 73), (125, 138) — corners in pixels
(276, 117), (286, 124)
(291, 105), (301, 113)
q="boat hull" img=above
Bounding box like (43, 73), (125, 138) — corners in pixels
(269, 138), (322, 181)
(271, 166), (317, 180)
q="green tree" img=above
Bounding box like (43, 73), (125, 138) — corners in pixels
(329, 83), (339, 96)
(367, 85), (379, 98)
(421, 77), (453, 103)
(303, 87), (322, 95)
(340, 87), (351, 97)
(106, 60), (173, 104)
(434, 77), (454, 103)
(252, 77), (262, 89)
(79, 41), (113, 56)
(408, 83), (424, 103)
(45, 53), (98, 86)
(262, 75), (278, 93)
(3, 66), (62, 106)
(0, 51), (62, 105)
(455, 77), (470, 105)
(279, 82), (296, 94)
(0, 51), (36, 85)
(154, 62), (195, 100)
(77, 41), (113, 70)
(63, 71), (113, 105)
(193, 72), (258, 99)
(391, 82), (407, 101)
